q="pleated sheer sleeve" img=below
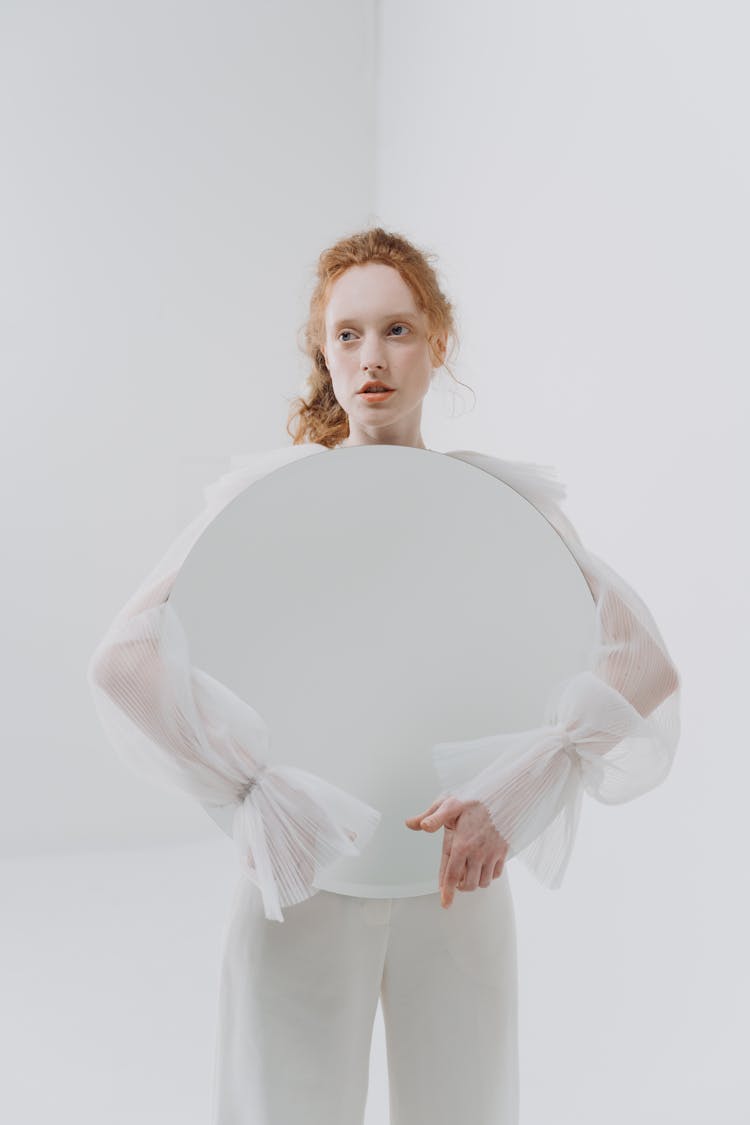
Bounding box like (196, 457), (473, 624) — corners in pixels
(433, 450), (682, 889)
(87, 444), (381, 922)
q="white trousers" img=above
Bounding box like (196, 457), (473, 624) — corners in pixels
(210, 870), (519, 1125)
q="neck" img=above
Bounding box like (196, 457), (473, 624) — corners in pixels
(340, 437), (428, 450)
(341, 419), (428, 451)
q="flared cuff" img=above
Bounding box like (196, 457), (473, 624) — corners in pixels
(89, 600), (382, 922)
(430, 669), (666, 889)
(231, 763), (382, 921)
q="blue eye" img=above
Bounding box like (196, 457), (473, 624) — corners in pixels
(337, 324), (409, 342)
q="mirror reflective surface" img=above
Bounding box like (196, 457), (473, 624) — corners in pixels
(169, 445), (597, 896)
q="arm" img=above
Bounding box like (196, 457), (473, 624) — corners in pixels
(429, 453), (681, 889)
(87, 448), (381, 921)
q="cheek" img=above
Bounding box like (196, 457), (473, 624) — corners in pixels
(328, 351), (355, 378)
(406, 354), (434, 392)
(328, 370), (355, 405)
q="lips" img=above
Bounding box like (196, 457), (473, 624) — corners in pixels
(358, 381), (394, 393)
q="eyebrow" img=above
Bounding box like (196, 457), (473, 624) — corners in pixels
(331, 312), (418, 332)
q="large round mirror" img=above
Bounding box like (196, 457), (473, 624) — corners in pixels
(169, 445), (596, 896)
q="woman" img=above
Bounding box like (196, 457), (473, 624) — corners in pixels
(88, 227), (681, 1124)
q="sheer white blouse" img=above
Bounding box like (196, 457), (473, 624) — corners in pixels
(87, 444), (681, 921)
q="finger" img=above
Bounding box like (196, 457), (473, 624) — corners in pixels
(441, 852), (467, 909)
(479, 861), (494, 889)
(421, 798), (462, 832)
(460, 857), (483, 892)
(492, 857), (505, 879)
(443, 859), (465, 904)
(439, 829), (452, 888)
(404, 797), (444, 829)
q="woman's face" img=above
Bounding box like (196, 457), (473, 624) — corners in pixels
(321, 262), (444, 443)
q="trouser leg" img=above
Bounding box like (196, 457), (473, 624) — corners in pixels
(380, 871), (519, 1125)
(210, 878), (387, 1125)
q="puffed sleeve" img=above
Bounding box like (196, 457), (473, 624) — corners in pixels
(86, 444), (382, 922)
(431, 451), (681, 889)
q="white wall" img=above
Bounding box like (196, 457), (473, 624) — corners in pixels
(2, 1), (747, 1122)
(374, 1), (749, 1120)
(1, 0), (378, 854)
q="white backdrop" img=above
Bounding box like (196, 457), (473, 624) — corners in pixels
(1, 1), (747, 1122)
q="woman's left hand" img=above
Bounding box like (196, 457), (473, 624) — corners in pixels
(405, 798), (510, 909)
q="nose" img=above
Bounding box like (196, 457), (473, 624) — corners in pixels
(360, 335), (387, 371)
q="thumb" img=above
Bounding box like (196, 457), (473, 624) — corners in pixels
(422, 796), (463, 831)
(419, 810), (445, 831)
(405, 797), (445, 830)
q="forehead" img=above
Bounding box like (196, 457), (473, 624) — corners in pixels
(324, 263), (420, 327)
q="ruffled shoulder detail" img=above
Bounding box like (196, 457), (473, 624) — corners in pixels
(443, 449), (568, 512)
